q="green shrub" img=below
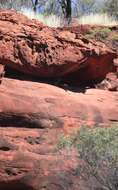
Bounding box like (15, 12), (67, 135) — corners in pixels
(58, 125), (118, 190)
(85, 27), (111, 41)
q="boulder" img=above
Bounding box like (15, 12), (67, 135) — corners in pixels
(0, 77), (118, 129)
(0, 10), (117, 85)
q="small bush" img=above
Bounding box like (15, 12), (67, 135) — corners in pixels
(85, 27), (111, 41)
(96, 28), (111, 39)
(58, 125), (118, 190)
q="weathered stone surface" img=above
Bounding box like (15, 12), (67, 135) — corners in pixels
(95, 58), (118, 91)
(0, 64), (4, 83)
(0, 78), (118, 190)
(60, 24), (118, 88)
(96, 72), (118, 91)
(0, 128), (79, 190)
(0, 10), (117, 84)
(0, 78), (118, 129)
(0, 127), (80, 190)
(0, 10), (118, 190)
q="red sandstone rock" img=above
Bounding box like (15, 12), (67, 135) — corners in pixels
(0, 77), (118, 190)
(114, 58), (118, 68)
(0, 10), (118, 190)
(0, 64), (4, 83)
(0, 10), (117, 84)
(96, 72), (118, 91)
(0, 129), (79, 190)
(0, 77), (118, 129)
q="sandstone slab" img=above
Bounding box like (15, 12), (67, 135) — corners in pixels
(0, 77), (118, 129)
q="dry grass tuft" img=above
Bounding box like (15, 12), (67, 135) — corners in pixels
(78, 13), (118, 26)
(20, 8), (61, 27)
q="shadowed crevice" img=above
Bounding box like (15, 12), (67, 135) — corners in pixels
(0, 112), (63, 128)
(0, 182), (34, 190)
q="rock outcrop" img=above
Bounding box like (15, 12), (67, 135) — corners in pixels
(0, 10), (117, 85)
(0, 77), (118, 190)
(0, 9), (118, 190)
(0, 78), (118, 129)
(0, 127), (79, 190)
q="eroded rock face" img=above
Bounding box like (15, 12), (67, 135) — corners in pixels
(0, 127), (79, 190)
(0, 10), (117, 85)
(0, 10), (118, 190)
(0, 77), (118, 129)
(0, 77), (118, 190)
(0, 64), (4, 83)
(96, 72), (118, 91)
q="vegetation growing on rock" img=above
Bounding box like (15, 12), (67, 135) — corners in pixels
(58, 125), (118, 190)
